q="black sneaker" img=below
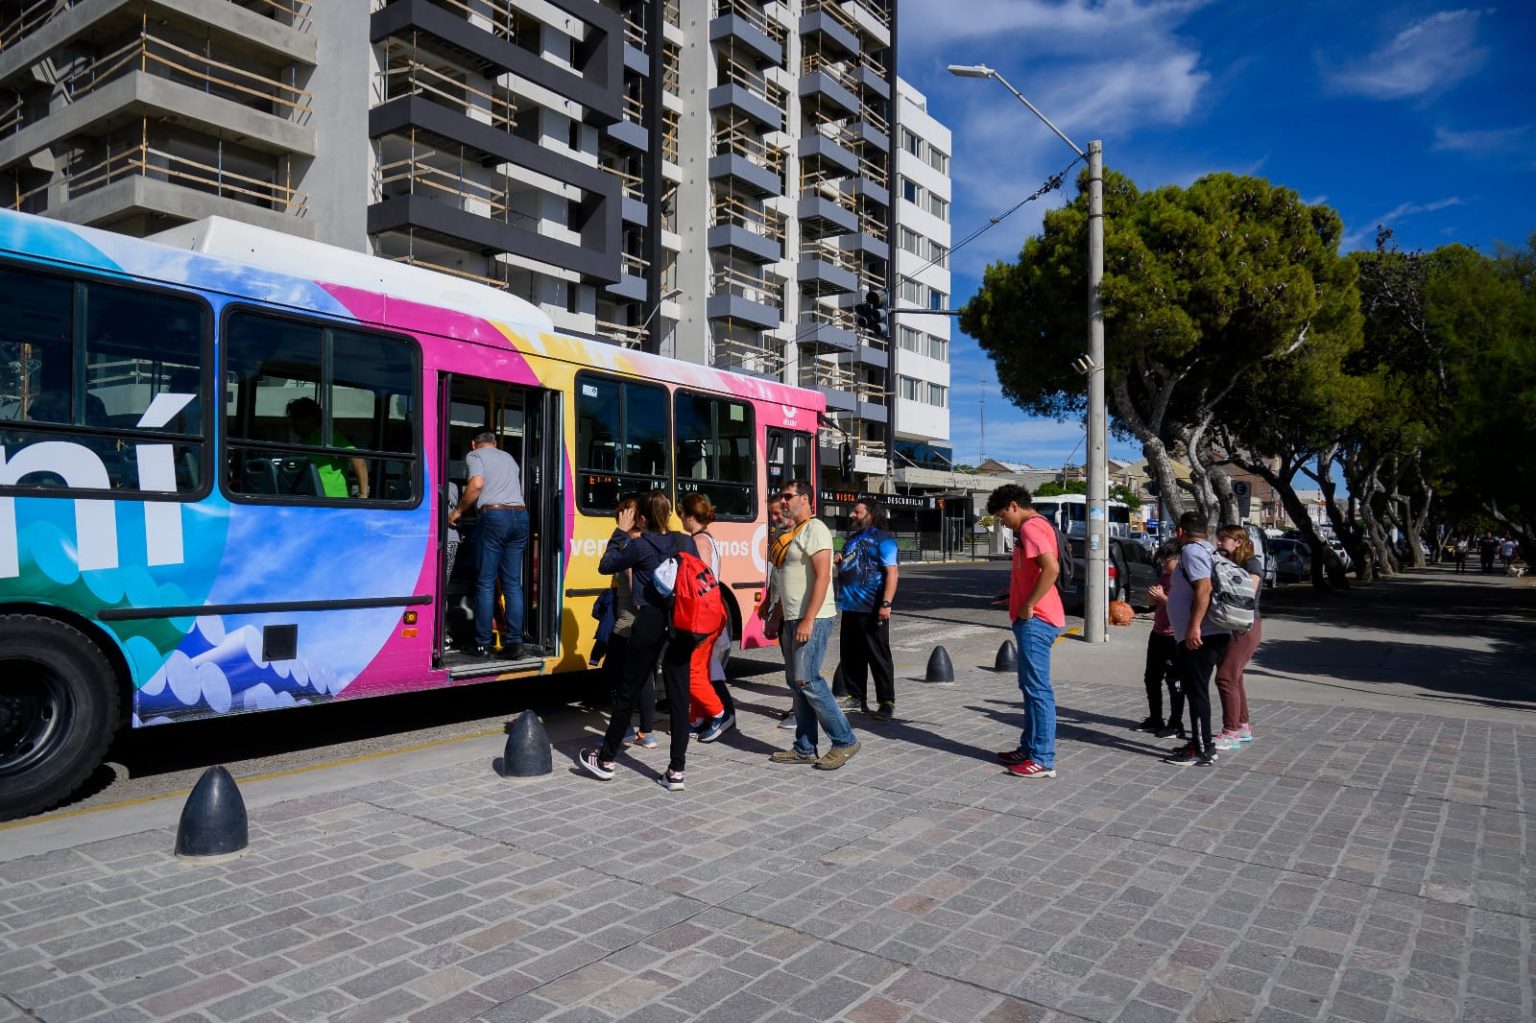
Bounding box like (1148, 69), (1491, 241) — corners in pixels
(870, 702), (895, 721)
(657, 770), (685, 791)
(1132, 716), (1163, 732)
(577, 748), (615, 780)
(1153, 723), (1182, 739)
(1196, 751), (1217, 767)
(1164, 748), (1199, 766)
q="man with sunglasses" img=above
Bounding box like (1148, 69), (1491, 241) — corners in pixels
(763, 481), (861, 770)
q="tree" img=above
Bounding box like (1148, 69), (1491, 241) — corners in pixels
(962, 172), (1359, 527)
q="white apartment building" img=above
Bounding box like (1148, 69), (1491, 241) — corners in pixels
(890, 78), (951, 476)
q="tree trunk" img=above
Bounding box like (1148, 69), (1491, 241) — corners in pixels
(1307, 451), (1359, 587)
(1141, 436), (1187, 523)
(1225, 449), (1336, 593)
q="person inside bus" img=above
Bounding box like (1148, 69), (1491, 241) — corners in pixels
(285, 397), (369, 499)
(448, 431), (528, 660)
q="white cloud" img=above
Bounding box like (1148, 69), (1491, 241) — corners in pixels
(1341, 196), (1466, 250)
(1433, 124), (1529, 153)
(1325, 9), (1489, 100)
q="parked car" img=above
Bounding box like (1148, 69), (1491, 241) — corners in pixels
(1326, 538), (1353, 570)
(1243, 524), (1279, 589)
(1270, 538), (1311, 583)
(1062, 538), (1161, 612)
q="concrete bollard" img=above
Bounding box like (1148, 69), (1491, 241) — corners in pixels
(925, 646), (955, 683)
(503, 710), (553, 777)
(994, 640), (1018, 673)
(175, 766), (248, 859)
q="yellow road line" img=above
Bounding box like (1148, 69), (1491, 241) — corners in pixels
(1056, 627), (1082, 645)
(0, 726), (505, 832)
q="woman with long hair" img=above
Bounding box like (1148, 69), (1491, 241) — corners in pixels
(608, 494), (657, 749)
(581, 491), (699, 790)
(1212, 525), (1263, 750)
(680, 493), (735, 741)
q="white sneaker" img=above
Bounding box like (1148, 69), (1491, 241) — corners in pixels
(1213, 735), (1242, 752)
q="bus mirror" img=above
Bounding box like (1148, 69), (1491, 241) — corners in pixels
(840, 440), (853, 477)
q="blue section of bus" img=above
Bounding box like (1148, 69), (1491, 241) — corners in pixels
(0, 210), (434, 722)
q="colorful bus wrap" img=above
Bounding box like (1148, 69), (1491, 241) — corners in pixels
(0, 209), (824, 819)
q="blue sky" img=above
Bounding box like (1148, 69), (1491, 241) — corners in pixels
(897, 1), (1536, 469)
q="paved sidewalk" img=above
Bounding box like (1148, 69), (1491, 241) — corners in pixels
(2, 643), (1532, 1023)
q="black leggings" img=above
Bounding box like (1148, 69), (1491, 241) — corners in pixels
(1142, 631), (1182, 725)
(1177, 635), (1230, 753)
(599, 605), (691, 774)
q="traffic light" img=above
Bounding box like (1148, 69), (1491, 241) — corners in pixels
(854, 289), (887, 341)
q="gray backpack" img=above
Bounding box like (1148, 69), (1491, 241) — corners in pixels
(1186, 542), (1256, 632)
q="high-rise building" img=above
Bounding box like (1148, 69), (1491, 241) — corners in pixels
(0, 0), (903, 483)
(889, 77), (951, 478)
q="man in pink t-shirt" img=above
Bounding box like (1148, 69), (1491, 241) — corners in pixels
(987, 484), (1064, 778)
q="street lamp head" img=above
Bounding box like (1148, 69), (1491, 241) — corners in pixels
(660, 287), (683, 302)
(946, 63), (994, 79)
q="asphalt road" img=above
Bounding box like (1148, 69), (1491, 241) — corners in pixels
(22, 561), (1535, 822)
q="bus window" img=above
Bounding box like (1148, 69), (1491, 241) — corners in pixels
(766, 427), (812, 496)
(575, 371), (670, 513)
(674, 390), (755, 520)
(222, 309), (420, 503)
(0, 265), (207, 495)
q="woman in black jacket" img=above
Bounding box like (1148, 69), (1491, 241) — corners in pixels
(579, 490), (700, 790)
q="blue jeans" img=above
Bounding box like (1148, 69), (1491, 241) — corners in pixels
(782, 617), (856, 754)
(476, 508), (529, 648)
(1014, 616), (1061, 768)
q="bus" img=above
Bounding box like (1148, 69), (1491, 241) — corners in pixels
(0, 209), (823, 820)
(1029, 493), (1132, 539)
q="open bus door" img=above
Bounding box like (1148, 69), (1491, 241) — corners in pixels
(435, 374), (563, 674)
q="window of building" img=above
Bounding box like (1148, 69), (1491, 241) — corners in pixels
(0, 264), (209, 497)
(674, 390), (755, 520)
(901, 177), (920, 205)
(928, 334), (948, 362)
(929, 288), (947, 311)
(929, 242), (948, 267)
(902, 128), (921, 156)
(927, 147), (949, 174)
(898, 375), (919, 401)
(898, 324), (922, 353)
(575, 372), (670, 513)
(223, 310), (419, 503)
(898, 276), (924, 305)
(928, 194), (949, 221)
(899, 226), (922, 256)
(928, 382), (947, 407)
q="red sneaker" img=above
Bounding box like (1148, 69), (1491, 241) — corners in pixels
(1006, 759), (1057, 779)
(996, 748), (1030, 766)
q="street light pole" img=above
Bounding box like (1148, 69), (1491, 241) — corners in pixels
(948, 62), (1108, 642)
(1085, 140), (1107, 643)
(639, 287), (683, 350)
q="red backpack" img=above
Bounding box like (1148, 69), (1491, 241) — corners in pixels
(651, 537), (728, 643)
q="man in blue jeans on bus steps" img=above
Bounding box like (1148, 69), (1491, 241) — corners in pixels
(987, 484), (1064, 779)
(448, 432), (528, 659)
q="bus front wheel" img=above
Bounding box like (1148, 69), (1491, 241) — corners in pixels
(0, 615), (120, 821)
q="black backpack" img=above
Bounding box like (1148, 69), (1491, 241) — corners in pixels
(1017, 520), (1075, 594)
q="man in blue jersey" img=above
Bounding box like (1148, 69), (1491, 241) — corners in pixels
(834, 499), (900, 720)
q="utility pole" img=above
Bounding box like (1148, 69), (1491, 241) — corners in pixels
(979, 397), (985, 464)
(1084, 140), (1107, 643)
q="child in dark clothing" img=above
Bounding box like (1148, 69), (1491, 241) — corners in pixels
(1135, 542), (1186, 739)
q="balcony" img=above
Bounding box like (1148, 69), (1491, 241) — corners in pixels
(709, 0), (785, 67)
(1, 0), (314, 57)
(708, 191), (784, 263)
(63, 136), (306, 219)
(709, 59), (786, 131)
(799, 53), (860, 118)
(595, 317), (648, 349)
(797, 238), (858, 293)
(797, 303), (855, 351)
(707, 265), (781, 328)
(799, 123), (859, 177)
(709, 123), (784, 197)
(799, 0), (859, 58)
(714, 333), (786, 379)
(798, 357), (857, 411)
(378, 46), (515, 133)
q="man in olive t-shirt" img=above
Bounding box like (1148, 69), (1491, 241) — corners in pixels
(764, 479), (859, 771)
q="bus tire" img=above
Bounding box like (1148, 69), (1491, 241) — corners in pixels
(0, 615), (121, 821)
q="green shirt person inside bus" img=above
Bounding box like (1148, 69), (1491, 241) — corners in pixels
(285, 396), (369, 499)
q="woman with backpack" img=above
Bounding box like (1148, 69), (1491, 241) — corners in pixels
(680, 493), (734, 742)
(580, 491), (700, 791)
(1212, 525), (1263, 751)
